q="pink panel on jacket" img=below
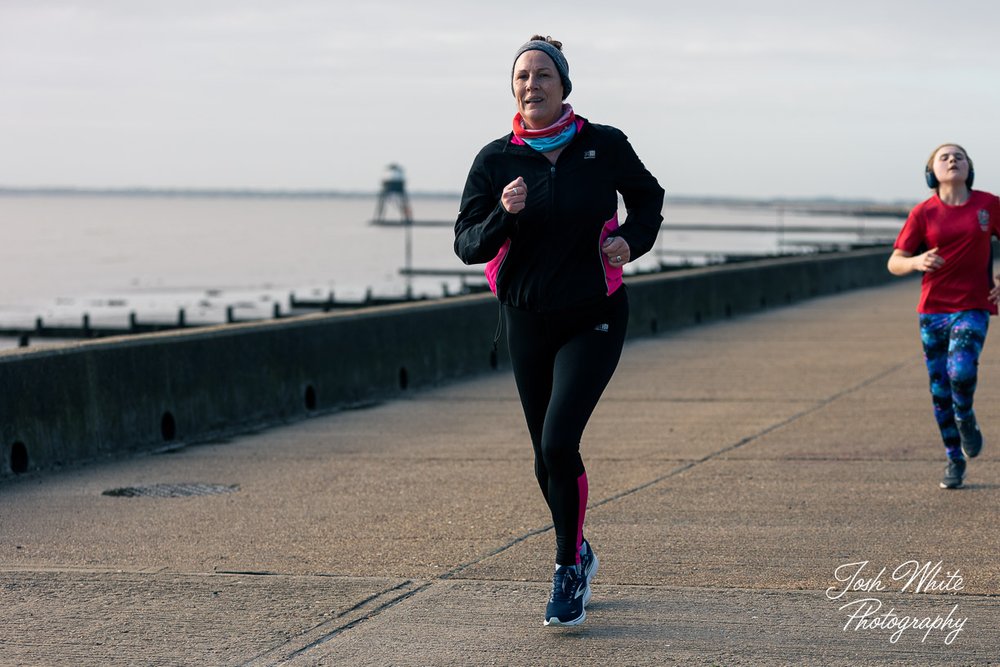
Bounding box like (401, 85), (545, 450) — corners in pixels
(485, 238), (511, 294)
(600, 213), (623, 295)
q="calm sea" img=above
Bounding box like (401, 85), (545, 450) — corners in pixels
(0, 193), (901, 348)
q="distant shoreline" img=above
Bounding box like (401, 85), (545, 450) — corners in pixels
(0, 186), (455, 200)
(0, 185), (913, 213)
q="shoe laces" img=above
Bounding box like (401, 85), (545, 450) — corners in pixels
(551, 566), (581, 601)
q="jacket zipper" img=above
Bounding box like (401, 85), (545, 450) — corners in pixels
(548, 164), (556, 219)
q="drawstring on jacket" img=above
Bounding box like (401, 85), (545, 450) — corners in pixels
(492, 302), (504, 353)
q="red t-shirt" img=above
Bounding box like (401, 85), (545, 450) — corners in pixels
(894, 190), (1000, 314)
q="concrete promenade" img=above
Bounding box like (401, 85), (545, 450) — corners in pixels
(1, 278), (998, 666)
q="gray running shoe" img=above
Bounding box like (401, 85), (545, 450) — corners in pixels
(956, 417), (983, 458)
(940, 458), (966, 489)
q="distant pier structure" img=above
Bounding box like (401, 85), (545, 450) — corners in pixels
(373, 163), (412, 226)
(369, 164), (452, 228)
(367, 163), (490, 297)
(374, 164), (414, 296)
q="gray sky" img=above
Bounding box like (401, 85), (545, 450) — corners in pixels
(1, 0), (998, 201)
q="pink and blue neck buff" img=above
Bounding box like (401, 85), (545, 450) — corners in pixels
(512, 104), (578, 153)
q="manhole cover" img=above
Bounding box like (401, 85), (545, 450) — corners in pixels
(102, 483), (239, 498)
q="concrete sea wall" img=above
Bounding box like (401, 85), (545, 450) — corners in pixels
(1, 246), (897, 479)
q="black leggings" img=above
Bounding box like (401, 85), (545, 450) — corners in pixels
(504, 287), (628, 565)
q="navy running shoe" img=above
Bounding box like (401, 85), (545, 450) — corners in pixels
(579, 539), (599, 606)
(544, 565), (587, 626)
(940, 458), (966, 489)
(956, 416), (983, 459)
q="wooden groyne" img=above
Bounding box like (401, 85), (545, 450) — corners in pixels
(0, 291), (454, 348)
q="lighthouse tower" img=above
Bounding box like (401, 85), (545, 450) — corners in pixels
(373, 163), (414, 297)
(373, 163), (412, 225)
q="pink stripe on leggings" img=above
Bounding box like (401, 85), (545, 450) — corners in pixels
(576, 472), (589, 565)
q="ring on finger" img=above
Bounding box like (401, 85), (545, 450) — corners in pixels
(615, 255), (622, 262)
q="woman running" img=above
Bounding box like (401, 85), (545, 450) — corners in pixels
(889, 143), (1000, 489)
(454, 35), (664, 625)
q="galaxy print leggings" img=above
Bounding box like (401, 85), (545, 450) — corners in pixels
(919, 310), (989, 457)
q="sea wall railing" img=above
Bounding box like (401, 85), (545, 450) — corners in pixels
(0, 246), (901, 480)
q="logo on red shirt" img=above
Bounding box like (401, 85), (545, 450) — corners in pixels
(978, 209), (990, 232)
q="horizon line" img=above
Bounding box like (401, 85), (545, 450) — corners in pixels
(0, 185), (914, 208)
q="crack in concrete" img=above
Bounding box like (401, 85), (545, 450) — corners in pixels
(241, 360), (917, 663)
(243, 579), (426, 666)
(439, 360), (911, 575)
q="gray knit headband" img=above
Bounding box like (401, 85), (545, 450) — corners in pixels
(511, 40), (572, 99)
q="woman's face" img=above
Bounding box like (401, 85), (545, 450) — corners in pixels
(932, 145), (970, 186)
(512, 50), (564, 129)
